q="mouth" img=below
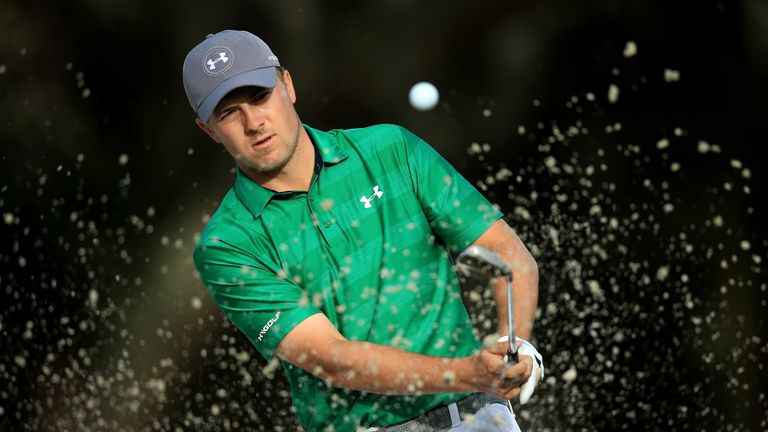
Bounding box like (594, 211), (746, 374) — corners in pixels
(253, 135), (273, 148)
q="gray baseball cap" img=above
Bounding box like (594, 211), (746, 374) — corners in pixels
(183, 30), (281, 123)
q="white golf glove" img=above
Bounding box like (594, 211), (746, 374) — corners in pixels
(497, 336), (544, 404)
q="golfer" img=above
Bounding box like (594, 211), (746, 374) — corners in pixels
(183, 30), (543, 431)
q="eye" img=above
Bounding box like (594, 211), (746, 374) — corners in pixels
(251, 89), (271, 102)
(218, 109), (235, 121)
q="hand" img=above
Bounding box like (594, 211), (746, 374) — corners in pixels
(497, 336), (544, 404)
(516, 337), (544, 404)
(465, 339), (533, 400)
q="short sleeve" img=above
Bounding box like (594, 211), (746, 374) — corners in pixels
(193, 237), (322, 361)
(398, 126), (503, 251)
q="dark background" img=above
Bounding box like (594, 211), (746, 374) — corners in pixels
(1, 1), (767, 431)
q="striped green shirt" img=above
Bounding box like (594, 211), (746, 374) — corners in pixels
(194, 124), (503, 431)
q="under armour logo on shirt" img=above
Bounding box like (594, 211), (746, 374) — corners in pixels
(360, 185), (383, 208)
(206, 52), (229, 70)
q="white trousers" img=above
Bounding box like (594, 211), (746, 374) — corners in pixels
(448, 402), (522, 432)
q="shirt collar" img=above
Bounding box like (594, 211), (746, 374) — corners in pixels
(234, 124), (349, 218)
(305, 124), (349, 166)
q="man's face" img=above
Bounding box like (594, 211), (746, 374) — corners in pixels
(198, 69), (302, 180)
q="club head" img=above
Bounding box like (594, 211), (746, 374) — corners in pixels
(455, 246), (511, 279)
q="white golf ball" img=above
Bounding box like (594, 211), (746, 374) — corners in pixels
(409, 81), (439, 111)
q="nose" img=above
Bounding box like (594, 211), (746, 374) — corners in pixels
(241, 104), (264, 135)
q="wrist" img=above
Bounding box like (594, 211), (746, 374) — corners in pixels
(451, 355), (478, 393)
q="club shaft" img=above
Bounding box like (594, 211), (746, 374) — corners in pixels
(506, 275), (517, 363)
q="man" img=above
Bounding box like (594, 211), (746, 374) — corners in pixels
(183, 30), (543, 431)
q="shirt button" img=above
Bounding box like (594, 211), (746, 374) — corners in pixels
(323, 220), (332, 228)
(309, 194), (315, 201)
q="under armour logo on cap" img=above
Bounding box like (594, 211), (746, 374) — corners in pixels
(203, 47), (233, 75)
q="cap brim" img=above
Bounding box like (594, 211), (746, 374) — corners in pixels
(197, 67), (278, 124)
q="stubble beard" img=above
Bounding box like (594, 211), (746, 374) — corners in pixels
(242, 128), (300, 177)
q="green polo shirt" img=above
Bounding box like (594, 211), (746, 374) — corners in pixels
(193, 124), (503, 431)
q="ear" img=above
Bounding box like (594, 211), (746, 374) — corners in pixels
(281, 69), (297, 104)
(195, 117), (222, 143)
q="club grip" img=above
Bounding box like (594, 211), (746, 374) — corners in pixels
(506, 348), (519, 364)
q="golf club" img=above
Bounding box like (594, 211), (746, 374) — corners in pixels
(455, 245), (519, 364)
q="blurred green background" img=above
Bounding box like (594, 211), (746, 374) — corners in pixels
(1, 1), (766, 430)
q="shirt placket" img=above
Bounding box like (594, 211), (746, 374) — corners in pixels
(308, 178), (343, 249)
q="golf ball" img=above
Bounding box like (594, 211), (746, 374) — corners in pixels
(409, 81), (439, 111)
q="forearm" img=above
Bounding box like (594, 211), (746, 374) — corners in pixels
(290, 339), (476, 395)
(492, 257), (538, 340)
(479, 221), (539, 339)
